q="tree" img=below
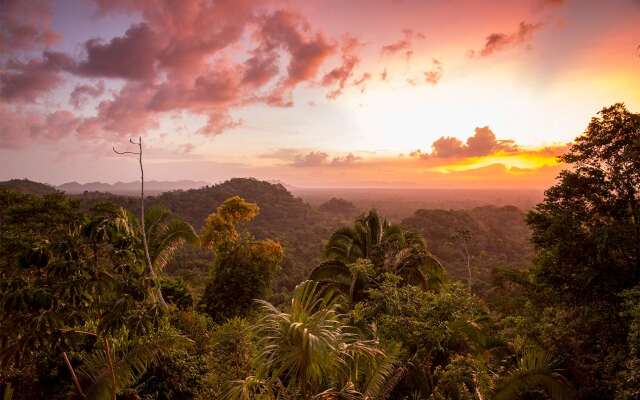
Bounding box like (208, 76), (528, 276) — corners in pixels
(0, 193), (169, 397)
(76, 330), (190, 400)
(526, 103), (640, 397)
(493, 346), (574, 400)
(199, 196), (283, 323)
(323, 210), (390, 264)
(199, 239), (283, 323)
(227, 281), (394, 399)
(143, 206), (199, 272)
(113, 137), (168, 308)
(311, 210), (444, 303)
(354, 276), (493, 399)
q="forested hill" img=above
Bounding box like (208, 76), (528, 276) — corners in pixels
(402, 206), (534, 287)
(0, 179), (59, 195)
(150, 178), (347, 289)
(0, 178), (533, 287)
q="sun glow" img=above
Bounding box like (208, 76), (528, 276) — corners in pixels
(431, 151), (561, 173)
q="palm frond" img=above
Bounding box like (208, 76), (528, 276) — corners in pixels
(79, 333), (191, 400)
(494, 347), (575, 400)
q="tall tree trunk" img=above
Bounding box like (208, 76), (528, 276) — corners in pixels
(135, 137), (167, 308)
(114, 137), (167, 309)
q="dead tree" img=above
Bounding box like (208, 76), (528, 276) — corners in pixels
(113, 137), (168, 309)
(453, 228), (473, 289)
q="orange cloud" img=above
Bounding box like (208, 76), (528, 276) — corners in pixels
(252, 128), (568, 189)
(470, 21), (544, 58)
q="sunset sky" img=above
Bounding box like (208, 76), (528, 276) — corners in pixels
(1, 0), (639, 188)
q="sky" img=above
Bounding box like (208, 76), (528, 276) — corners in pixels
(1, 0), (639, 188)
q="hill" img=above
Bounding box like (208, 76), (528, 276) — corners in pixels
(58, 180), (209, 195)
(69, 179), (534, 290)
(0, 179), (59, 195)
(401, 205), (534, 288)
(68, 178), (345, 291)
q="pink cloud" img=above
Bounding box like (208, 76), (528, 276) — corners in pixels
(292, 151), (329, 167)
(321, 36), (362, 99)
(260, 11), (335, 85)
(472, 21), (544, 57)
(0, 0), (60, 54)
(77, 83), (159, 140)
(381, 29), (424, 62)
(291, 151), (362, 167)
(69, 81), (105, 109)
(413, 126), (518, 159)
(424, 59), (443, 85)
(77, 23), (161, 81)
(0, 51), (75, 102)
(0, 104), (78, 148)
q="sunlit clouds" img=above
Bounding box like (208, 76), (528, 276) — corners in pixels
(1, 0), (639, 187)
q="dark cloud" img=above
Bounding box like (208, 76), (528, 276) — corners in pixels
(1, 0), (351, 146)
(76, 23), (161, 81)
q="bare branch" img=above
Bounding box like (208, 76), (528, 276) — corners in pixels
(113, 146), (140, 156)
(58, 328), (97, 337)
(112, 136), (168, 309)
(62, 352), (87, 398)
(104, 337), (117, 400)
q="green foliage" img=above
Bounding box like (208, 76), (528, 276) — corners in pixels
(199, 239), (284, 323)
(525, 103), (640, 398)
(354, 277), (493, 398)
(4, 105), (640, 399)
(143, 206), (199, 271)
(616, 286), (640, 399)
(78, 330), (191, 400)
(312, 210), (444, 305)
(208, 318), (255, 397)
(493, 346), (574, 400)
(198, 196), (284, 323)
(402, 205), (534, 287)
(227, 281), (394, 399)
(0, 194), (162, 367)
(201, 196), (259, 251)
(160, 277), (194, 310)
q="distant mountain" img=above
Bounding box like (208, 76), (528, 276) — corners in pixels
(318, 197), (358, 216)
(0, 179), (59, 195)
(57, 180), (210, 195)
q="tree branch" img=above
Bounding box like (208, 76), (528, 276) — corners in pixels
(62, 352), (87, 399)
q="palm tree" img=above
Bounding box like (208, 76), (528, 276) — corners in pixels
(312, 211), (444, 302)
(493, 346), (575, 400)
(309, 259), (372, 304)
(142, 206), (199, 271)
(76, 332), (191, 400)
(324, 210), (390, 264)
(102, 205), (197, 309)
(227, 281), (395, 399)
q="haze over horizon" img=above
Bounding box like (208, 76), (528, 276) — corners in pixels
(2, 0), (640, 188)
